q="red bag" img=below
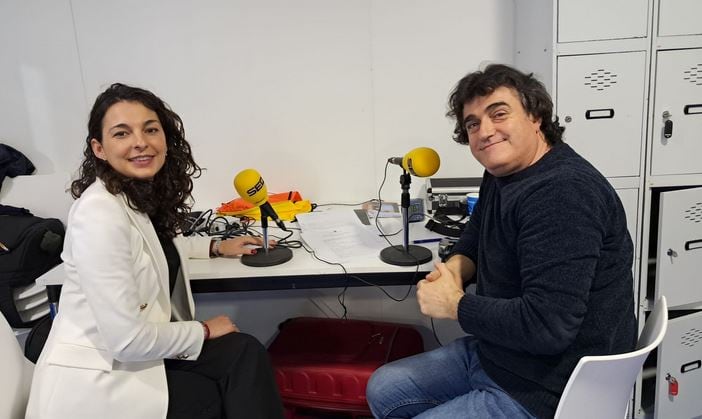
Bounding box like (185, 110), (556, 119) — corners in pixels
(268, 317), (424, 417)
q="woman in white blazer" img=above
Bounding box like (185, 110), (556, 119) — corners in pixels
(25, 84), (284, 419)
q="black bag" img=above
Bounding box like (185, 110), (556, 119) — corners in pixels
(24, 314), (53, 363)
(0, 214), (64, 327)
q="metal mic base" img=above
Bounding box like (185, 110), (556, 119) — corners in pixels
(380, 245), (432, 266)
(241, 247), (293, 267)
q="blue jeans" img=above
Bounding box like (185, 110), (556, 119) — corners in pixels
(366, 337), (536, 419)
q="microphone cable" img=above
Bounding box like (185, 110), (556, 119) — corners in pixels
(297, 240), (418, 320)
(376, 160), (443, 347)
(236, 218), (303, 250)
(315, 199), (380, 207)
(184, 209), (247, 238)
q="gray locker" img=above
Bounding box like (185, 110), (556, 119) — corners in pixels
(655, 311), (702, 418)
(655, 187), (702, 308)
(651, 49), (702, 176)
(617, 188), (639, 249)
(557, 51), (646, 177)
(658, 0), (702, 37)
(557, 0), (648, 43)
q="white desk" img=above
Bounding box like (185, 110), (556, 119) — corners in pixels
(38, 207), (445, 293)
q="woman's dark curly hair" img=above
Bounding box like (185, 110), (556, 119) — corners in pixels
(71, 83), (201, 239)
(447, 64), (564, 146)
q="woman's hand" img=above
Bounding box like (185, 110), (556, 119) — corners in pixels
(215, 236), (277, 257)
(203, 315), (239, 339)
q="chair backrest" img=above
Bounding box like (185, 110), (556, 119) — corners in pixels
(0, 314), (34, 419)
(554, 296), (668, 419)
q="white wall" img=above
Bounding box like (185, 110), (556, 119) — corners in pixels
(0, 0), (515, 345)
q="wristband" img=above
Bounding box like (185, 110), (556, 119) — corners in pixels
(200, 321), (210, 340)
(211, 240), (222, 257)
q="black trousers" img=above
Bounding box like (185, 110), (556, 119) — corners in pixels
(165, 332), (285, 419)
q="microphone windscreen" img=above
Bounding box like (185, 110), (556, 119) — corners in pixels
(403, 147), (440, 177)
(233, 168), (269, 207)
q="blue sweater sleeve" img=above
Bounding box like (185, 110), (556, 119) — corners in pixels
(457, 178), (611, 355)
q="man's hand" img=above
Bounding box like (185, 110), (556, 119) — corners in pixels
(425, 255), (468, 289)
(417, 262), (465, 320)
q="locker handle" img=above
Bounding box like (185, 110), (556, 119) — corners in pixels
(585, 109), (615, 119)
(664, 120), (673, 139)
(681, 360), (701, 374)
(684, 239), (702, 251)
(683, 104), (702, 115)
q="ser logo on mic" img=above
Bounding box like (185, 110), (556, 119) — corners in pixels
(246, 177), (265, 198)
(234, 168), (287, 231)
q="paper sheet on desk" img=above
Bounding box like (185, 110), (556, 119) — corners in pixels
(296, 210), (389, 263)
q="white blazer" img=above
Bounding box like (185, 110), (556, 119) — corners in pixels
(26, 180), (212, 419)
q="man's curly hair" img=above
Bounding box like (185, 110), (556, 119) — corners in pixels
(447, 64), (564, 146)
(71, 83), (201, 239)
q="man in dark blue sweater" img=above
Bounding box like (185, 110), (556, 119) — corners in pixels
(367, 64), (636, 419)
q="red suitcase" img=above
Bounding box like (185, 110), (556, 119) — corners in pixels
(268, 317), (424, 418)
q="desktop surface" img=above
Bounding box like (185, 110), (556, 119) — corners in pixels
(37, 207), (443, 292)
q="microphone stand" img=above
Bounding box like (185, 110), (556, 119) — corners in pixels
(241, 215), (293, 267)
(380, 171), (433, 266)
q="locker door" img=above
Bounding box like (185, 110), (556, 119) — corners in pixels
(557, 0), (648, 42)
(616, 188), (639, 248)
(658, 0), (702, 37)
(655, 187), (702, 308)
(615, 188), (638, 296)
(651, 49), (702, 176)
(557, 52), (646, 177)
(655, 311), (702, 419)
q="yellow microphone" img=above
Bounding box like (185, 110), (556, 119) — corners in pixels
(388, 147), (440, 177)
(233, 169), (287, 230)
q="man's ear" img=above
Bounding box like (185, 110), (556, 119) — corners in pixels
(90, 138), (105, 160)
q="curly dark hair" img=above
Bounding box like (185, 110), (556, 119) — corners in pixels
(71, 83), (201, 239)
(447, 64), (564, 146)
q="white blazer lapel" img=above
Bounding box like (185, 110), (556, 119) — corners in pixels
(118, 195), (171, 306)
(173, 239), (196, 320)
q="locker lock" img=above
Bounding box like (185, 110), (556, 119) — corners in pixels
(564, 116), (572, 123)
(662, 111), (673, 139)
(667, 248), (678, 259)
(666, 373), (679, 397)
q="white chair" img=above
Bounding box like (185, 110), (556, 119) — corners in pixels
(0, 314), (34, 419)
(554, 296), (668, 419)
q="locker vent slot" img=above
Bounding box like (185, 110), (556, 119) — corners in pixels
(584, 69), (618, 91)
(682, 64), (702, 86)
(681, 328), (702, 348)
(683, 203), (702, 223)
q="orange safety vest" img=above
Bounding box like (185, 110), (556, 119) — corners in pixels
(216, 191), (312, 220)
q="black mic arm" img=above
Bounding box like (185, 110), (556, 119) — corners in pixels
(260, 202), (288, 231)
(387, 157), (403, 166)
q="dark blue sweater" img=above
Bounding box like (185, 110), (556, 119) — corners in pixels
(452, 143), (636, 419)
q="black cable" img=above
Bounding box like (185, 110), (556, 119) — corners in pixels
(430, 317), (443, 347)
(315, 199), (380, 207)
(376, 160), (441, 343)
(297, 241), (417, 316)
(375, 161), (393, 246)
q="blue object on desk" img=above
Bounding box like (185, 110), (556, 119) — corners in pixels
(411, 237), (442, 244)
(408, 198), (424, 222)
(466, 193), (479, 216)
